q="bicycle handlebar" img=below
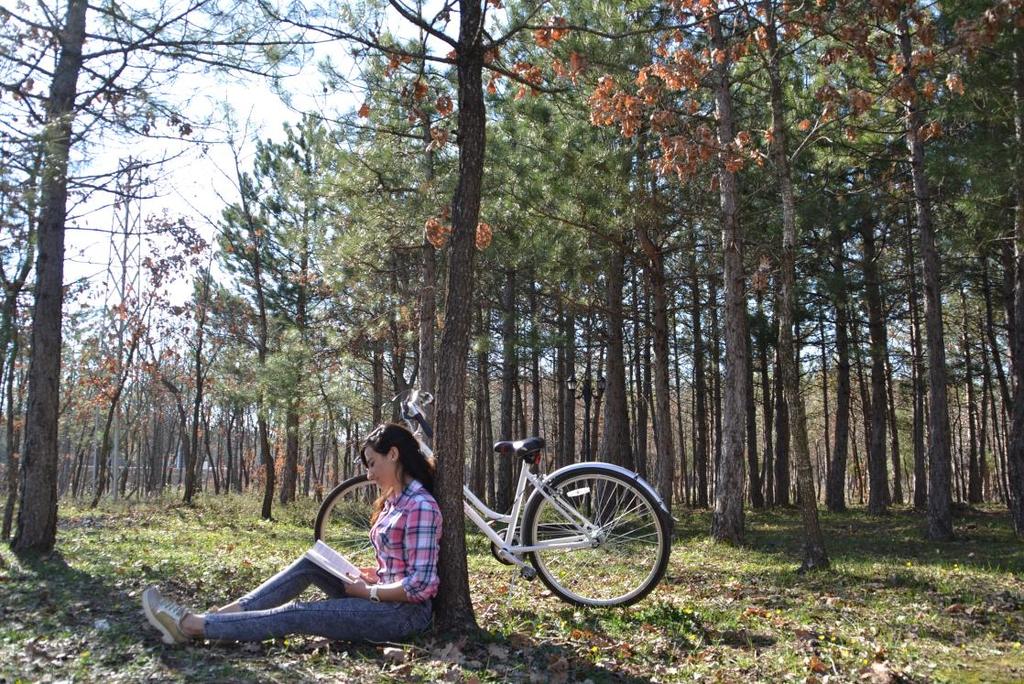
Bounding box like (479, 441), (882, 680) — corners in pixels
(398, 389), (434, 441)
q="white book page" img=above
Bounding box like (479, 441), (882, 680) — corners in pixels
(304, 540), (360, 584)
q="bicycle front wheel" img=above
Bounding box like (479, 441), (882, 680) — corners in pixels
(313, 475), (379, 570)
(521, 465), (671, 607)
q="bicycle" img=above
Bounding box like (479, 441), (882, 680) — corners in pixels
(314, 389), (672, 607)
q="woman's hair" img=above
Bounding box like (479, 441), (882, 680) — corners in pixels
(361, 423), (436, 523)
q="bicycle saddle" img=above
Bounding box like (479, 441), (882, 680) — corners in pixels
(493, 437), (545, 456)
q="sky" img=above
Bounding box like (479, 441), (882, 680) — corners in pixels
(63, 47), (359, 313)
(58, 0), (473, 314)
(38, 0), (505, 317)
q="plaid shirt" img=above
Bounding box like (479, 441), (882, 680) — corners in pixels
(371, 479), (442, 603)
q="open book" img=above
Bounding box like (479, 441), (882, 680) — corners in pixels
(305, 540), (360, 584)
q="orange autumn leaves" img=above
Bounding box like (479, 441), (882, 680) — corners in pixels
(533, 17), (569, 49)
(424, 216), (493, 251)
(587, 1), (979, 185)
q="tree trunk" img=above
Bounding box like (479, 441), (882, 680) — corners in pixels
(709, 13), (746, 544)
(477, 304), (495, 507)
(225, 409), (235, 494)
(745, 329), (763, 509)
(690, 239), (710, 508)
(2, 332), (21, 540)
(204, 410), (220, 494)
(850, 412), (865, 504)
(860, 221), (890, 514)
(560, 305), (576, 469)
(530, 278), (541, 437)
(850, 320), (873, 483)
(960, 285), (982, 505)
(12, 0), (88, 553)
(818, 311), (832, 501)
(419, 110), (438, 430)
(766, 2), (827, 566)
(673, 309), (690, 506)
(432, 14), (485, 629)
(280, 403), (300, 504)
(885, 355), (904, 505)
(598, 244), (632, 470)
(909, 219), (927, 510)
(498, 268), (515, 512)
(900, 14), (953, 540)
(591, 346), (604, 464)
(774, 342), (790, 507)
(637, 224), (676, 511)
(631, 267), (649, 480)
(1006, 32), (1024, 538)
(980, 322), (993, 501)
(709, 274), (723, 502)
(759, 297), (775, 508)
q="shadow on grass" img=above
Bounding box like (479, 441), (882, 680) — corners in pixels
(431, 622), (661, 683)
(2, 550), (290, 682)
(674, 505), (1024, 575)
(661, 505), (1024, 640)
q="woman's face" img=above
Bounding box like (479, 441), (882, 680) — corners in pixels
(363, 445), (401, 492)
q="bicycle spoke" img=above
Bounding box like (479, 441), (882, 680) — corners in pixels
(526, 470), (668, 607)
(316, 478), (379, 569)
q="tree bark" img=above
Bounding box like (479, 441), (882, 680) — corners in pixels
(774, 342), (790, 507)
(960, 285), (982, 505)
(637, 223), (676, 512)
(673, 309), (690, 506)
(477, 303), (495, 507)
(432, 11), (485, 629)
(598, 244), (632, 470)
(12, 0), (88, 552)
(690, 239), (710, 508)
(1006, 32), (1024, 538)
(759, 296), (775, 508)
(745, 329), (763, 509)
(709, 13), (747, 544)
(818, 311), (832, 500)
(2, 331), (21, 540)
(419, 112), (438, 429)
(280, 404), (300, 504)
(631, 268), (649, 481)
(498, 269), (515, 512)
(860, 221), (890, 514)
(709, 274), (723, 502)
(908, 217), (927, 510)
(765, 0), (828, 567)
(560, 305), (576, 469)
(885, 355), (904, 505)
(900, 14), (953, 540)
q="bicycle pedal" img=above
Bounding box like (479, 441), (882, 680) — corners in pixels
(520, 566), (537, 581)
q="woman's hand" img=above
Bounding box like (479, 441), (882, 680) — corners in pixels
(358, 567), (379, 584)
(348, 578), (372, 599)
(348, 577), (411, 603)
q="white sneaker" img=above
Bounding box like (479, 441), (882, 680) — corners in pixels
(142, 586), (191, 645)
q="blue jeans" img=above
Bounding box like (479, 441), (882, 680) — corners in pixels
(202, 557), (432, 643)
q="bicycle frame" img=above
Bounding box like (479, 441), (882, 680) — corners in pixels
(399, 392), (601, 570)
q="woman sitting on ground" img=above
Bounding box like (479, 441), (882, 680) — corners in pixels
(141, 423), (442, 644)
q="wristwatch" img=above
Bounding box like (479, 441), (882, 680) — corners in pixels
(368, 584), (381, 602)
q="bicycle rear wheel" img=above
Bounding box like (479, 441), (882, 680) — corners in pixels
(521, 465), (670, 607)
(313, 475), (379, 570)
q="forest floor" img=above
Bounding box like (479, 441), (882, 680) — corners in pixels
(0, 494), (1022, 683)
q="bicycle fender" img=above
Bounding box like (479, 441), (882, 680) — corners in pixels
(534, 462), (672, 521)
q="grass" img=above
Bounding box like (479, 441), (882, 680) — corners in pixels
(0, 494), (1022, 682)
